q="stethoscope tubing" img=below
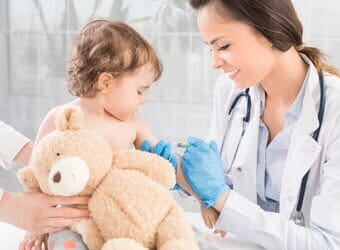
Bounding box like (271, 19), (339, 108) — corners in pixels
(222, 71), (325, 226)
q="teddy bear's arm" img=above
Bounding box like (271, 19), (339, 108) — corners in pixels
(112, 150), (176, 189)
(17, 166), (40, 191)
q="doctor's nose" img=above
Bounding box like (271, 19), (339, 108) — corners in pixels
(211, 51), (224, 69)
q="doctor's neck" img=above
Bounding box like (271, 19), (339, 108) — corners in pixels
(260, 47), (308, 106)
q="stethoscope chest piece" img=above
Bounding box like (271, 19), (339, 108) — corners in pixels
(293, 210), (305, 226)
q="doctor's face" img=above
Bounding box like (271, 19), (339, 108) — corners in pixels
(197, 5), (277, 89)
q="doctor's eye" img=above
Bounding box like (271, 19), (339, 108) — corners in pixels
(218, 44), (230, 51)
(137, 90), (143, 96)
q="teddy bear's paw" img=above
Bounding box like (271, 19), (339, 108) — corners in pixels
(102, 238), (147, 250)
(159, 239), (199, 250)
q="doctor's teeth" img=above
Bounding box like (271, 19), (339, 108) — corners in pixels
(227, 69), (238, 74)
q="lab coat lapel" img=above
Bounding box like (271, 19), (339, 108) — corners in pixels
(230, 86), (263, 203)
(280, 67), (321, 217)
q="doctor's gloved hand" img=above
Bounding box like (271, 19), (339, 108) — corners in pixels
(140, 140), (177, 170)
(181, 137), (229, 208)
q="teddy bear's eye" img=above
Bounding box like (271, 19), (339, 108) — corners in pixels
(56, 153), (60, 156)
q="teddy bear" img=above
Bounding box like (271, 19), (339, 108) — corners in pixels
(17, 106), (199, 250)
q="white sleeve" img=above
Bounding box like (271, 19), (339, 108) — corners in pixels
(215, 191), (340, 249)
(0, 120), (30, 169)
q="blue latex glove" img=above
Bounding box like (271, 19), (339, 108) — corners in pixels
(140, 140), (177, 169)
(141, 140), (179, 190)
(182, 137), (229, 208)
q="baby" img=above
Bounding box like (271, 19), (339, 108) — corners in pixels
(20, 19), (172, 250)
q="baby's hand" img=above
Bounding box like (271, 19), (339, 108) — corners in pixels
(19, 232), (48, 250)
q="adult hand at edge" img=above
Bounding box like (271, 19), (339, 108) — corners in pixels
(0, 192), (89, 234)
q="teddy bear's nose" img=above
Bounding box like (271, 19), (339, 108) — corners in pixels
(53, 171), (61, 183)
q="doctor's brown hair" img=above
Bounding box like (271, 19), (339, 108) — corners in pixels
(189, 0), (340, 77)
(67, 20), (163, 97)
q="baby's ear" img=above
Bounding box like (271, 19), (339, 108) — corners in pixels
(96, 72), (114, 93)
(17, 166), (40, 192)
(55, 106), (83, 131)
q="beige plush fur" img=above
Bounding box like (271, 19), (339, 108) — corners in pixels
(17, 106), (198, 250)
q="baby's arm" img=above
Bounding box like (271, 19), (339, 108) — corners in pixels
(132, 115), (158, 149)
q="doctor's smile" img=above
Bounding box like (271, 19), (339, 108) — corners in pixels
(224, 68), (240, 80)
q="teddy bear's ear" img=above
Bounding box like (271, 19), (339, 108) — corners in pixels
(17, 166), (40, 192)
(55, 106), (83, 131)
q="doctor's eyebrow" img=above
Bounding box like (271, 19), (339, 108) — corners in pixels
(206, 36), (227, 46)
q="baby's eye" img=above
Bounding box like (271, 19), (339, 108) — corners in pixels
(56, 152), (60, 156)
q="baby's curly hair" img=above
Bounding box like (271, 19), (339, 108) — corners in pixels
(67, 20), (162, 97)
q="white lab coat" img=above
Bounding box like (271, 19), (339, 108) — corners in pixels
(0, 120), (29, 168)
(208, 58), (340, 249)
(0, 120), (30, 197)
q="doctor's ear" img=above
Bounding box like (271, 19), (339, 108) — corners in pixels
(96, 72), (114, 93)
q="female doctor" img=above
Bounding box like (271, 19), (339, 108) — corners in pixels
(179, 0), (340, 249)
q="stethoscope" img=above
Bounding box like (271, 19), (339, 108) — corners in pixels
(219, 71), (325, 226)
